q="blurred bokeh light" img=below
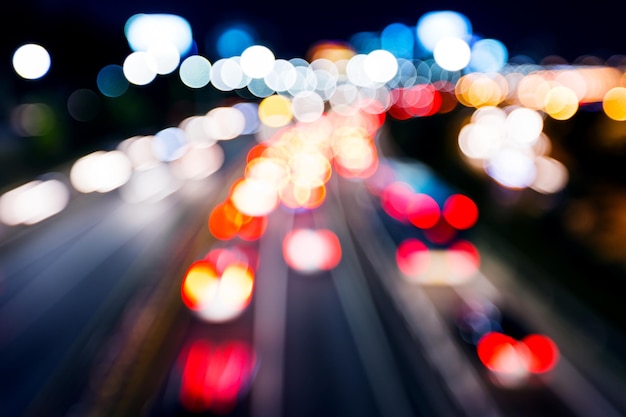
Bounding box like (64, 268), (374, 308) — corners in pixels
(2, 3), (626, 417)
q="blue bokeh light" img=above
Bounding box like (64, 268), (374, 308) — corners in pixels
(216, 25), (256, 58)
(381, 23), (415, 60)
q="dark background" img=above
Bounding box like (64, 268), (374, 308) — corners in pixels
(1, 4), (626, 416)
(1, 0), (624, 163)
(2, 0), (625, 74)
(1, 0), (624, 173)
(1, 0), (626, 331)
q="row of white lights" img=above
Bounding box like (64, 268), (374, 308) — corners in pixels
(1, 10), (608, 228)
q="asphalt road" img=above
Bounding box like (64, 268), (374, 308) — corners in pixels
(338, 164), (626, 417)
(1, 129), (626, 417)
(0, 172), (224, 417)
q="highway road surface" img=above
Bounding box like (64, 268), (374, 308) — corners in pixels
(1, 128), (626, 417)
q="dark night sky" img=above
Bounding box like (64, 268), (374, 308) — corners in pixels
(3, 0), (626, 63)
(0, 0), (625, 185)
(1, 1), (626, 340)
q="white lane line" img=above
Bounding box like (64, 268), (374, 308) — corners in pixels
(375, 121), (626, 416)
(0, 194), (117, 281)
(474, 237), (626, 417)
(550, 357), (625, 417)
(0, 196), (177, 347)
(341, 177), (503, 417)
(250, 207), (294, 417)
(321, 176), (427, 417)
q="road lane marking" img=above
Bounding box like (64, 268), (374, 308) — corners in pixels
(321, 176), (427, 417)
(250, 207), (293, 417)
(339, 176), (504, 417)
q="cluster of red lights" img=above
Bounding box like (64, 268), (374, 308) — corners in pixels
(380, 182), (479, 244)
(477, 331), (560, 376)
(388, 81), (458, 120)
(456, 299), (560, 386)
(177, 339), (257, 414)
(376, 179), (481, 281)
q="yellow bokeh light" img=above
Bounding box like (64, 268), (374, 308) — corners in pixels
(455, 73), (507, 108)
(182, 259), (255, 323)
(466, 73), (507, 108)
(544, 86), (579, 120)
(455, 73), (476, 108)
(307, 41), (355, 65)
(218, 263), (255, 305)
(603, 87), (626, 121)
(258, 95), (293, 127)
(182, 261), (220, 310)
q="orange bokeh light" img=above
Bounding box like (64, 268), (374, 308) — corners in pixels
(181, 260), (220, 311)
